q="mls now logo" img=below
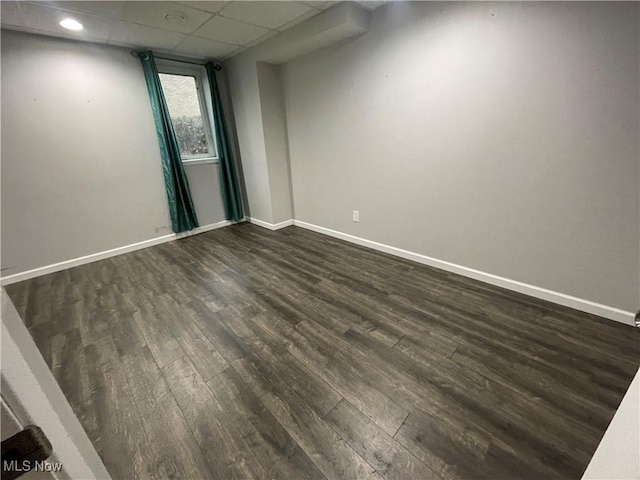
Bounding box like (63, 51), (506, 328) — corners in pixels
(3, 460), (63, 473)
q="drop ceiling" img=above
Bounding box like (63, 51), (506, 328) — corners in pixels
(0, 1), (387, 60)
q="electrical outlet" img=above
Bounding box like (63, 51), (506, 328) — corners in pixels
(353, 210), (359, 222)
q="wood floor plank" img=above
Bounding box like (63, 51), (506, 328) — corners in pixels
(82, 336), (154, 480)
(449, 342), (613, 432)
(242, 313), (344, 416)
(161, 357), (269, 480)
(386, 289), (636, 408)
(121, 347), (217, 480)
(210, 368), (327, 480)
(27, 321), (54, 368)
(73, 298), (109, 347)
(394, 410), (493, 480)
(131, 301), (183, 368)
(340, 328), (597, 476)
(50, 328), (91, 409)
(6, 223), (638, 480)
(187, 301), (254, 363)
(282, 225), (640, 364)
(326, 399), (440, 480)
(23, 275), (54, 326)
(109, 311), (147, 357)
(252, 311), (409, 437)
(209, 237), (401, 345)
(155, 294), (230, 382)
(298, 322), (497, 459)
(233, 352), (380, 480)
(5, 281), (30, 320)
(209, 230), (404, 346)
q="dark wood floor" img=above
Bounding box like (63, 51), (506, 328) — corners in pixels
(6, 224), (640, 480)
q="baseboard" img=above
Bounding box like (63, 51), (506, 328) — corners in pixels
(0, 220), (240, 286)
(293, 220), (635, 326)
(247, 217), (294, 231)
(3, 216), (633, 326)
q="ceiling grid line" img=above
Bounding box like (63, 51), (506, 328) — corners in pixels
(0, 1), (384, 60)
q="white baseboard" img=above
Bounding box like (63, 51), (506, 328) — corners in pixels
(247, 217), (294, 231)
(0, 220), (240, 286)
(293, 220), (635, 326)
(273, 219), (295, 230)
(3, 216), (634, 326)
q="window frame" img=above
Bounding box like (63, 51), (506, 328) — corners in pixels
(156, 59), (219, 165)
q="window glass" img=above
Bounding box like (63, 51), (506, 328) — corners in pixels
(159, 73), (209, 157)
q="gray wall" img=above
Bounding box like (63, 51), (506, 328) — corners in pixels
(225, 57), (274, 223)
(223, 58), (295, 225)
(282, 1), (639, 312)
(223, 2), (371, 226)
(257, 62), (294, 224)
(1, 30), (225, 276)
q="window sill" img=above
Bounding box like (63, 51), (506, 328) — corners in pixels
(182, 158), (219, 166)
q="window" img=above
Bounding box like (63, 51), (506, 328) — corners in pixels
(157, 61), (217, 164)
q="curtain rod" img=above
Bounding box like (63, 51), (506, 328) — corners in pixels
(131, 50), (222, 70)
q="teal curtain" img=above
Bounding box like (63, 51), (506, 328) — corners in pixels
(138, 51), (199, 233)
(205, 63), (244, 222)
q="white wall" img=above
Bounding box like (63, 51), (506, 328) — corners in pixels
(282, 1), (640, 313)
(582, 368), (640, 480)
(1, 30), (226, 276)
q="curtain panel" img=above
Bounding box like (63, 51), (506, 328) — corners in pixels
(137, 50), (199, 233)
(206, 62), (244, 223)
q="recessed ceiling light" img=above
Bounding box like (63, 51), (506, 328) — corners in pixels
(60, 18), (83, 31)
(164, 13), (185, 23)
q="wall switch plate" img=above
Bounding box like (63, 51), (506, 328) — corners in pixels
(353, 210), (359, 222)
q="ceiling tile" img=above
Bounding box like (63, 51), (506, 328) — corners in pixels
(1, 0), (350, 60)
(172, 35), (239, 59)
(108, 21), (187, 50)
(353, 1), (387, 11)
(20, 3), (114, 41)
(193, 15), (269, 45)
(119, 2), (212, 34)
(219, 1), (312, 29)
(0, 2), (25, 27)
(276, 8), (319, 32)
(244, 29), (278, 48)
(302, 1), (338, 11)
(222, 44), (246, 59)
(175, 2), (228, 14)
(28, 1), (124, 18)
